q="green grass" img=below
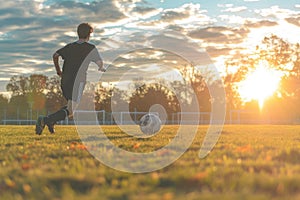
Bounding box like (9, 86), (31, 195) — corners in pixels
(1, 125), (300, 200)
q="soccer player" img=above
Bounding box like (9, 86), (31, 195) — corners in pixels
(35, 23), (106, 135)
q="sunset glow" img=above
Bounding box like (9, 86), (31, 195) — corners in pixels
(237, 61), (283, 109)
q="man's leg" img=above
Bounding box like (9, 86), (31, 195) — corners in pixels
(36, 106), (69, 135)
(36, 81), (83, 135)
(46, 106), (67, 133)
(44, 100), (78, 134)
(45, 106), (69, 123)
(36, 105), (70, 135)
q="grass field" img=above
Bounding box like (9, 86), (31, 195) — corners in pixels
(1, 125), (300, 200)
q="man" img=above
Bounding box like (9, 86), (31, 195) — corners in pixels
(36, 23), (105, 135)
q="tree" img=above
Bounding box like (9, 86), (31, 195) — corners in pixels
(7, 94), (29, 120)
(46, 76), (66, 112)
(224, 35), (300, 121)
(0, 94), (8, 121)
(6, 74), (48, 120)
(6, 75), (29, 96)
(94, 83), (127, 112)
(176, 64), (212, 112)
(128, 83), (180, 120)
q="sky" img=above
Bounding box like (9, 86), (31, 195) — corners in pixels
(1, 0), (300, 96)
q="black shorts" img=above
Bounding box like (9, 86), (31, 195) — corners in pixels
(61, 80), (85, 102)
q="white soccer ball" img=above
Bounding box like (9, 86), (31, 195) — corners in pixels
(139, 114), (162, 135)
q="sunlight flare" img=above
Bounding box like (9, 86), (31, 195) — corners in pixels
(237, 60), (283, 109)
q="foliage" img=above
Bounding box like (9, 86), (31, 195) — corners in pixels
(175, 64), (212, 112)
(46, 76), (66, 112)
(5, 74), (65, 118)
(4, 66), (212, 121)
(128, 82), (180, 115)
(224, 35), (300, 120)
(0, 95), (8, 121)
(94, 84), (127, 113)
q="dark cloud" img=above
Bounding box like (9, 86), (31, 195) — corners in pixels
(189, 27), (225, 40)
(165, 25), (184, 32)
(0, 0), (131, 83)
(188, 26), (249, 44)
(161, 10), (190, 22)
(149, 32), (213, 65)
(49, 0), (127, 23)
(206, 47), (232, 58)
(0, 8), (24, 17)
(285, 17), (300, 27)
(132, 6), (157, 15)
(245, 20), (278, 28)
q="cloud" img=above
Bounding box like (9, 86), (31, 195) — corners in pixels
(90, 29), (215, 85)
(245, 20), (278, 28)
(218, 14), (249, 25)
(131, 6), (160, 18)
(254, 6), (300, 20)
(206, 47), (232, 58)
(188, 26), (249, 44)
(285, 17), (300, 27)
(134, 3), (215, 30)
(221, 6), (247, 13)
(161, 10), (190, 22)
(217, 4), (234, 8)
(161, 3), (210, 23)
(49, 1), (127, 24)
(0, 0), (136, 83)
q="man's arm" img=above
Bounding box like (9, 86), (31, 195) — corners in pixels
(53, 52), (62, 77)
(96, 59), (106, 72)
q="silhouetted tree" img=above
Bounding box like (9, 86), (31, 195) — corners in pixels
(224, 35), (300, 122)
(94, 83), (127, 112)
(128, 83), (180, 119)
(0, 94), (8, 121)
(6, 75), (29, 96)
(46, 76), (66, 112)
(177, 64), (212, 112)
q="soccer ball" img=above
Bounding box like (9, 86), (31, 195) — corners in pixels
(139, 114), (162, 135)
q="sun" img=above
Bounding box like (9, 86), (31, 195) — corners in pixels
(237, 60), (283, 109)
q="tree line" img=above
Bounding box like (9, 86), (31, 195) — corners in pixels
(0, 65), (211, 122)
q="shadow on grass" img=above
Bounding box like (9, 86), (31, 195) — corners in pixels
(49, 177), (97, 194)
(275, 149), (300, 164)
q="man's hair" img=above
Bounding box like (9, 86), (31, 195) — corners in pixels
(77, 23), (93, 39)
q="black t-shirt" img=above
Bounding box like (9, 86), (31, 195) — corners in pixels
(56, 41), (101, 85)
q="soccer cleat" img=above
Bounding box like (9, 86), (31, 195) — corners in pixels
(47, 123), (55, 134)
(35, 116), (45, 135)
